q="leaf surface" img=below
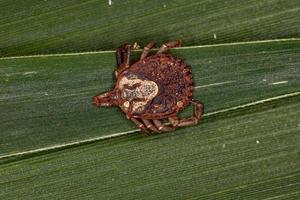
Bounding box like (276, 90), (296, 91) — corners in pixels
(0, 91), (299, 200)
(0, 0), (299, 56)
(0, 40), (299, 158)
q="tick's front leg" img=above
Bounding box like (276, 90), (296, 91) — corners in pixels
(115, 43), (132, 78)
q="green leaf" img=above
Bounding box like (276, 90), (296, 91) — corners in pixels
(1, 39), (299, 158)
(1, 1), (300, 198)
(0, 87), (299, 199)
(0, 0), (299, 56)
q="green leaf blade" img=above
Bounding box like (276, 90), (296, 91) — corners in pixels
(0, 94), (299, 200)
(1, 40), (300, 157)
(0, 0), (300, 56)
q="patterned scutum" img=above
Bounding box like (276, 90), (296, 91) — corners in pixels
(118, 54), (194, 119)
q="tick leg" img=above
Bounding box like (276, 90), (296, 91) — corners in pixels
(153, 119), (176, 132)
(169, 100), (204, 127)
(141, 119), (160, 133)
(116, 43), (131, 66)
(116, 44), (124, 67)
(131, 118), (150, 135)
(157, 40), (181, 54)
(168, 116), (179, 126)
(115, 43), (132, 78)
(140, 41), (156, 60)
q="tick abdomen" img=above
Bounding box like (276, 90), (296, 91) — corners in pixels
(121, 54), (194, 118)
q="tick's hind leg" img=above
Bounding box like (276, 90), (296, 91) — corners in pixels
(169, 100), (204, 127)
(115, 43), (131, 78)
(140, 41), (156, 60)
(141, 119), (160, 133)
(153, 119), (176, 132)
(157, 40), (181, 54)
(131, 118), (150, 135)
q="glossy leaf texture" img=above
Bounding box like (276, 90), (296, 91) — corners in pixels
(0, 0), (299, 56)
(1, 40), (299, 158)
(1, 0), (300, 199)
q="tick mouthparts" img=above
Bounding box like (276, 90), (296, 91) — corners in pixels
(93, 90), (118, 107)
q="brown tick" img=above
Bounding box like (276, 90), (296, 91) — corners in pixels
(93, 41), (203, 134)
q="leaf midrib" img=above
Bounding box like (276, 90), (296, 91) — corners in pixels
(0, 38), (299, 60)
(1, 91), (299, 164)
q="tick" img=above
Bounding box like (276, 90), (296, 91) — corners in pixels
(93, 41), (204, 134)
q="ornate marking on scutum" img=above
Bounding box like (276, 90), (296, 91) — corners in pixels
(118, 75), (159, 113)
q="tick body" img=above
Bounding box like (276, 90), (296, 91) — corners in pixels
(93, 41), (203, 134)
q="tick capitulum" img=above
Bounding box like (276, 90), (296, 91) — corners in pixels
(93, 40), (204, 135)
